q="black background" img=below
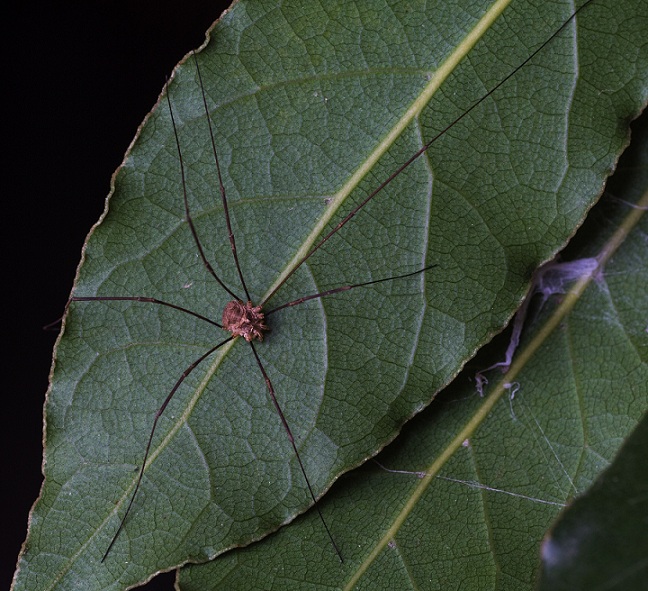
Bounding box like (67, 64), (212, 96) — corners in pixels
(5, 1), (230, 589)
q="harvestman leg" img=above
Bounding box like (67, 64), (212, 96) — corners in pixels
(70, 2), (593, 561)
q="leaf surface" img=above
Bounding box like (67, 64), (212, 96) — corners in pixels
(12, 0), (647, 589)
(539, 412), (648, 591)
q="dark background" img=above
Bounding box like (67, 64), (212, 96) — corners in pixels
(5, 1), (230, 589)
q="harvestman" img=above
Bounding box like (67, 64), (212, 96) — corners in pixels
(69, 0), (595, 562)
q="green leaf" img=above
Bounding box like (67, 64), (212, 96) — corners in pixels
(179, 112), (648, 588)
(538, 412), (648, 591)
(13, 0), (647, 590)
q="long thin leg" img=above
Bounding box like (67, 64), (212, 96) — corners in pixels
(166, 84), (242, 302)
(260, 0), (594, 307)
(248, 341), (343, 562)
(193, 53), (252, 302)
(266, 264), (436, 316)
(72, 295), (222, 328)
(102, 335), (234, 562)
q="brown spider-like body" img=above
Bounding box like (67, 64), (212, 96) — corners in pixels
(222, 300), (268, 342)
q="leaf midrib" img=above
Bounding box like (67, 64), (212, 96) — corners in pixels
(257, 0), (514, 306)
